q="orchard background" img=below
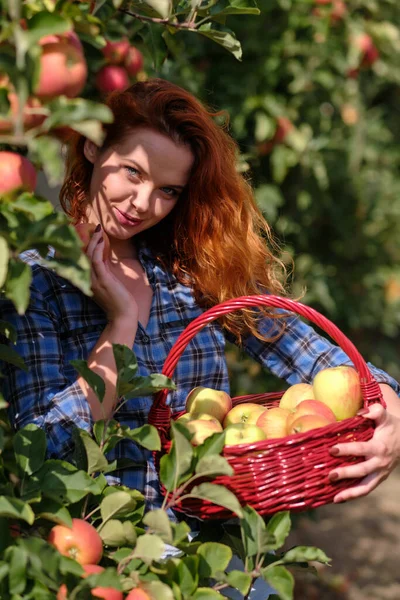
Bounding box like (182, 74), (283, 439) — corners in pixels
(1, 0), (400, 598)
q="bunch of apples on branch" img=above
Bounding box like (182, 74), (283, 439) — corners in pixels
(177, 365), (363, 446)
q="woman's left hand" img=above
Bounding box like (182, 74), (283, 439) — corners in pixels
(328, 400), (400, 503)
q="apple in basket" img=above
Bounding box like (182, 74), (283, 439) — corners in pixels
(223, 403), (267, 428)
(287, 414), (335, 435)
(285, 399), (336, 432)
(312, 366), (363, 420)
(256, 407), (291, 439)
(185, 387), (232, 423)
(184, 418), (223, 445)
(177, 412), (220, 425)
(224, 423), (267, 446)
(279, 383), (315, 411)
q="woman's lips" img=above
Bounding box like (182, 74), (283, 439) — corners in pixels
(115, 208), (143, 227)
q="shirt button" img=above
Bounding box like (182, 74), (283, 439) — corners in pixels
(142, 335), (150, 343)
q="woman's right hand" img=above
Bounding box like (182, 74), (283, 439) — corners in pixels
(85, 225), (139, 324)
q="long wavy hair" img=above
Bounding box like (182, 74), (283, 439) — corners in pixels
(60, 78), (290, 342)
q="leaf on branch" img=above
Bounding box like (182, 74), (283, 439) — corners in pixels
(4, 260), (32, 315)
(265, 511), (292, 550)
(13, 424), (46, 475)
(26, 12), (71, 47)
(282, 545), (331, 566)
(197, 541), (232, 578)
(160, 421), (194, 491)
(100, 490), (137, 522)
(123, 373), (177, 399)
(70, 359), (106, 404)
(240, 505), (275, 558)
(189, 483), (243, 518)
(143, 508), (173, 543)
(261, 564), (294, 600)
(144, 0), (171, 18)
(197, 25), (242, 60)
(98, 518), (137, 546)
(33, 498), (72, 527)
(131, 533), (165, 564)
(0, 496), (34, 524)
(74, 430), (110, 475)
(0, 236), (9, 288)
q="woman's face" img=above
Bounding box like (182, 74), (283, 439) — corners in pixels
(84, 127), (194, 246)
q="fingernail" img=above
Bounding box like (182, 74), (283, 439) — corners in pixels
(329, 471), (339, 481)
(357, 408), (369, 416)
(95, 223), (101, 232)
(98, 237), (104, 244)
(330, 447), (340, 456)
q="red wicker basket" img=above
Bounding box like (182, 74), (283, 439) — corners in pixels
(148, 295), (384, 519)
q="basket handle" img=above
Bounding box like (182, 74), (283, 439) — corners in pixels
(149, 295), (384, 432)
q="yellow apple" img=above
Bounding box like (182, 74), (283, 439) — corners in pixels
(223, 403), (267, 428)
(185, 387), (232, 423)
(176, 413), (192, 424)
(286, 399), (336, 432)
(312, 366), (362, 421)
(288, 414), (334, 435)
(256, 407), (291, 439)
(279, 383), (315, 411)
(224, 423), (267, 446)
(185, 419), (223, 446)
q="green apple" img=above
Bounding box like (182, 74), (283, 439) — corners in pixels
(185, 419), (223, 446)
(312, 366), (362, 421)
(279, 383), (315, 411)
(224, 423), (267, 446)
(185, 387), (232, 423)
(223, 403), (267, 428)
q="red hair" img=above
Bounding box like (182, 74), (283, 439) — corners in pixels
(60, 78), (289, 341)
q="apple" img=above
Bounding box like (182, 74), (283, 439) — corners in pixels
(57, 564), (123, 600)
(354, 33), (379, 67)
(288, 414), (334, 435)
(125, 47), (144, 77)
(176, 412), (193, 424)
(279, 383), (315, 411)
(48, 518), (103, 565)
(330, 0), (346, 22)
(74, 223), (110, 261)
(35, 39), (87, 100)
(126, 588), (152, 600)
(185, 387), (232, 423)
(0, 151), (37, 194)
(95, 65), (130, 94)
(185, 419), (223, 445)
(39, 31), (84, 56)
(312, 366), (363, 421)
(274, 117), (294, 144)
(224, 423), (267, 446)
(223, 403), (267, 428)
(102, 38), (130, 64)
(256, 407), (291, 439)
(0, 89), (45, 132)
(286, 399), (336, 432)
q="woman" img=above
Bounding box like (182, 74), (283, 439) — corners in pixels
(1, 78), (399, 516)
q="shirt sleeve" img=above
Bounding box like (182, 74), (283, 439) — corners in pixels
(0, 284), (93, 460)
(239, 311), (400, 396)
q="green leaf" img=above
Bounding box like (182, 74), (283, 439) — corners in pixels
(192, 589), (224, 599)
(44, 97), (113, 129)
(195, 430), (226, 461)
(0, 235), (9, 288)
(160, 421), (194, 491)
(41, 254), (92, 297)
(195, 454), (233, 477)
(13, 424), (47, 475)
(215, 5), (260, 15)
(0, 496), (34, 524)
(123, 373), (177, 398)
(188, 483), (243, 518)
(26, 12), (71, 46)
(144, 0), (171, 18)
(197, 542), (232, 578)
(171, 520), (191, 546)
(28, 137), (64, 187)
(225, 570), (252, 596)
(8, 546), (28, 595)
(0, 343), (28, 371)
(140, 581), (174, 600)
(113, 343), (138, 396)
(175, 555), (199, 597)
(70, 359), (105, 403)
(4, 259), (32, 315)
(266, 512), (292, 551)
(122, 424), (161, 451)
(100, 490), (137, 522)
(11, 194), (54, 221)
(197, 26), (242, 60)
(261, 565), (294, 600)
(33, 498), (72, 526)
(282, 546), (331, 565)
(0, 320), (17, 343)
(31, 460), (102, 504)
(143, 509), (173, 543)
(98, 519), (137, 547)
(240, 505), (275, 558)
(131, 533), (165, 564)
(75, 430), (109, 475)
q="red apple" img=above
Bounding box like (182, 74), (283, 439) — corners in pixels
(256, 407), (291, 439)
(185, 387), (232, 423)
(286, 399), (336, 432)
(224, 423), (267, 446)
(312, 366), (363, 421)
(0, 90), (45, 132)
(126, 588), (152, 600)
(35, 40), (87, 99)
(39, 31), (84, 56)
(274, 117), (294, 144)
(279, 383), (315, 411)
(288, 414), (334, 435)
(102, 38), (130, 64)
(74, 222), (110, 261)
(0, 151), (37, 194)
(48, 518), (103, 565)
(185, 419), (223, 445)
(95, 65), (130, 94)
(353, 33), (379, 68)
(330, 0), (346, 22)
(125, 47), (144, 77)
(57, 565), (123, 600)
(223, 402), (267, 428)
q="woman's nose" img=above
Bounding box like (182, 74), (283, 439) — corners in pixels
(132, 186), (152, 213)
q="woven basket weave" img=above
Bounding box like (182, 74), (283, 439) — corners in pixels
(148, 295), (384, 519)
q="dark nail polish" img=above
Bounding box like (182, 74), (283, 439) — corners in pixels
(330, 447), (340, 456)
(98, 237), (104, 244)
(95, 223), (101, 232)
(329, 472), (339, 481)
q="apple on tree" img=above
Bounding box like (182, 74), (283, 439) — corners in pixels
(185, 386), (232, 423)
(224, 423), (267, 446)
(57, 564), (123, 600)
(126, 588), (152, 600)
(125, 47), (144, 77)
(48, 518), (103, 565)
(95, 65), (130, 94)
(0, 151), (37, 194)
(102, 38), (130, 64)
(312, 366), (363, 420)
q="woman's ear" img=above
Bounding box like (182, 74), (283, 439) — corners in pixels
(83, 139), (99, 164)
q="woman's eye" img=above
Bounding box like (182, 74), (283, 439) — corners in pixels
(124, 166), (139, 178)
(161, 187), (179, 197)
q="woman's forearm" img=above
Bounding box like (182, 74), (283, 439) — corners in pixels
(379, 384), (400, 419)
(77, 317), (138, 420)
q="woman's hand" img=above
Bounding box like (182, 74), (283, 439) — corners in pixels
(328, 397), (400, 503)
(86, 225), (139, 323)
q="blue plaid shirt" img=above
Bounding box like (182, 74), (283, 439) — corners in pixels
(1, 246), (399, 511)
